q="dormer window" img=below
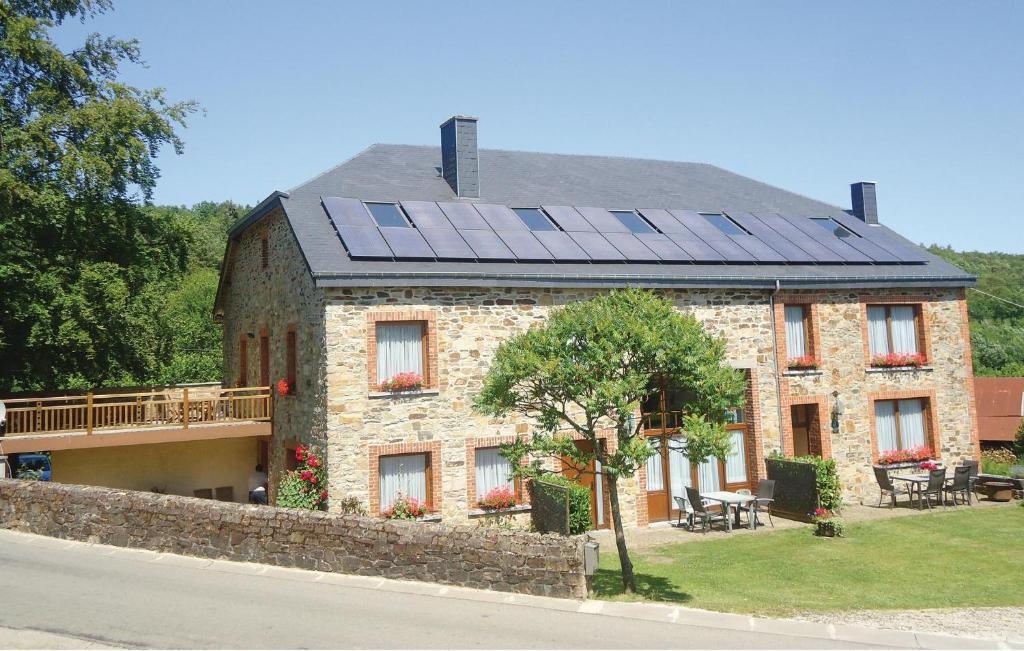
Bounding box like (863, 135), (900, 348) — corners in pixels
(610, 210), (654, 233)
(512, 208), (557, 231)
(702, 213), (747, 235)
(367, 203), (410, 228)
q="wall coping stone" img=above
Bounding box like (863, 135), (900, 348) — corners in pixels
(0, 479), (589, 599)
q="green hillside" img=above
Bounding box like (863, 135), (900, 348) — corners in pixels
(929, 246), (1024, 376)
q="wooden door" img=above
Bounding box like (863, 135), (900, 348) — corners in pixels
(561, 440), (610, 530)
(645, 435), (671, 522)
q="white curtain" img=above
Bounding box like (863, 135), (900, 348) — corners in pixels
(875, 400), (898, 452)
(474, 448), (513, 499)
(784, 305), (807, 358)
(646, 438), (664, 491)
(725, 430), (747, 483)
(867, 306), (890, 355)
(898, 399), (926, 448)
(890, 306), (918, 354)
(376, 323), (423, 381)
(698, 459), (720, 492)
(594, 458), (605, 526)
(379, 454), (427, 509)
(668, 435), (691, 502)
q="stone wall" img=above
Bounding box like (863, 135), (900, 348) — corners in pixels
(0, 480), (589, 599)
(220, 209), (328, 496)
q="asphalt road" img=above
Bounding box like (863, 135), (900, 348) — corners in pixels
(0, 530), (882, 649)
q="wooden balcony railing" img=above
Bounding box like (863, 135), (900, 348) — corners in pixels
(640, 410), (685, 432)
(2, 386), (271, 437)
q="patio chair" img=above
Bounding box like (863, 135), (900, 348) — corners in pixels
(685, 486), (726, 534)
(873, 466), (910, 508)
(960, 459), (980, 500)
(944, 466), (972, 506)
(673, 495), (694, 530)
(739, 479), (776, 527)
(918, 468), (947, 510)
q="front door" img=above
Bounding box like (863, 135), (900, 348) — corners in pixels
(792, 404), (812, 457)
(561, 440), (610, 530)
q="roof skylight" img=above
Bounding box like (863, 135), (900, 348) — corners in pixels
(811, 217), (854, 238)
(367, 203), (410, 228)
(610, 210), (654, 233)
(702, 213), (747, 236)
(513, 208), (557, 231)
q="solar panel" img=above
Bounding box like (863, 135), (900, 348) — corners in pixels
(828, 213), (928, 262)
(495, 230), (554, 260)
(322, 196), (374, 227)
(819, 214), (903, 263)
(475, 204), (527, 231)
(751, 212), (845, 263)
(541, 205), (596, 232)
(601, 233), (660, 261)
(637, 209), (688, 234)
(334, 225), (394, 258)
(418, 228), (475, 259)
(664, 232), (727, 262)
(457, 229), (515, 260)
(778, 214), (871, 263)
(729, 214), (815, 264)
(576, 207), (631, 233)
(729, 234), (789, 263)
(438, 202), (489, 229)
(379, 227), (435, 258)
(635, 233), (693, 261)
(728, 212), (816, 262)
(567, 232), (625, 261)
(669, 211), (757, 262)
(533, 231), (589, 261)
(401, 201), (453, 229)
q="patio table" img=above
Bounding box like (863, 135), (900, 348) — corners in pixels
(891, 470), (951, 508)
(700, 491), (757, 532)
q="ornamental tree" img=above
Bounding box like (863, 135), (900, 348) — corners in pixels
(473, 288), (744, 593)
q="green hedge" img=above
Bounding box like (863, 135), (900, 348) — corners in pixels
(536, 475), (593, 534)
(789, 455), (843, 512)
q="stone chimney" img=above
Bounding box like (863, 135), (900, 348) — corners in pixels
(440, 116), (479, 198)
(850, 181), (878, 224)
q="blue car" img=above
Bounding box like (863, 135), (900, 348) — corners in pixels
(14, 454), (51, 481)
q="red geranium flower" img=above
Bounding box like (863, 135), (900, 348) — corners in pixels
(300, 470), (313, 481)
(320, 490), (328, 501)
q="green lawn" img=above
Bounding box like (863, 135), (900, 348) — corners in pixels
(594, 505), (1024, 615)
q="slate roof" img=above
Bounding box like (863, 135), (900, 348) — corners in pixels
(230, 144), (975, 290)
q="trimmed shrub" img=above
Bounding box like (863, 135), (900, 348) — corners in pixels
(536, 475), (593, 534)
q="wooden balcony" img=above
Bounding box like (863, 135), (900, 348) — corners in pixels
(0, 385), (272, 453)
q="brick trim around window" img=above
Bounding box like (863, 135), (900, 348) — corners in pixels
(368, 440), (443, 515)
(858, 295), (933, 366)
(779, 393), (832, 459)
(867, 389), (941, 463)
(465, 435), (529, 508)
(366, 310), (439, 391)
(774, 297), (823, 370)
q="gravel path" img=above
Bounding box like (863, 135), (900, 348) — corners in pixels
(794, 607), (1024, 643)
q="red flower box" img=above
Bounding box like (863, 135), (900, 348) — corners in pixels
(379, 372), (423, 393)
(787, 355), (818, 370)
(877, 445), (935, 465)
(276, 378), (293, 396)
(478, 486), (516, 511)
(870, 353), (926, 368)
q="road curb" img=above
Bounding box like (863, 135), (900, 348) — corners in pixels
(2, 529), (1016, 649)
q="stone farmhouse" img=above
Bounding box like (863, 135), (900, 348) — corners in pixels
(213, 116), (979, 529)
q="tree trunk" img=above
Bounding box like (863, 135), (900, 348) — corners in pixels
(606, 474), (636, 593)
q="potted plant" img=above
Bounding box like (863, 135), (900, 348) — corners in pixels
(382, 494), (427, 520)
(276, 377), (292, 396)
(478, 486), (516, 511)
(787, 355), (818, 370)
(379, 372), (424, 393)
(870, 352), (926, 369)
(810, 507), (844, 537)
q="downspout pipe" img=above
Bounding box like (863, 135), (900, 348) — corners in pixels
(768, 279), (786, 454)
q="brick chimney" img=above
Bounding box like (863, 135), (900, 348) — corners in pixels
(440, 116), (479, 198)
(850, 181), (878, 224)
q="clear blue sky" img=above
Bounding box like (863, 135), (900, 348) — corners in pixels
(56, 1), (1023, 252)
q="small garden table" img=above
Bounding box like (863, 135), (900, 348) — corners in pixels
(891, 471), (951, 508)
(700, 491), (757, 532)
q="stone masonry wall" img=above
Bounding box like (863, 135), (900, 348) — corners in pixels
(0, 480), (589, 599)
(321, 285), (977, 525)
(220, 209), (328, 496)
